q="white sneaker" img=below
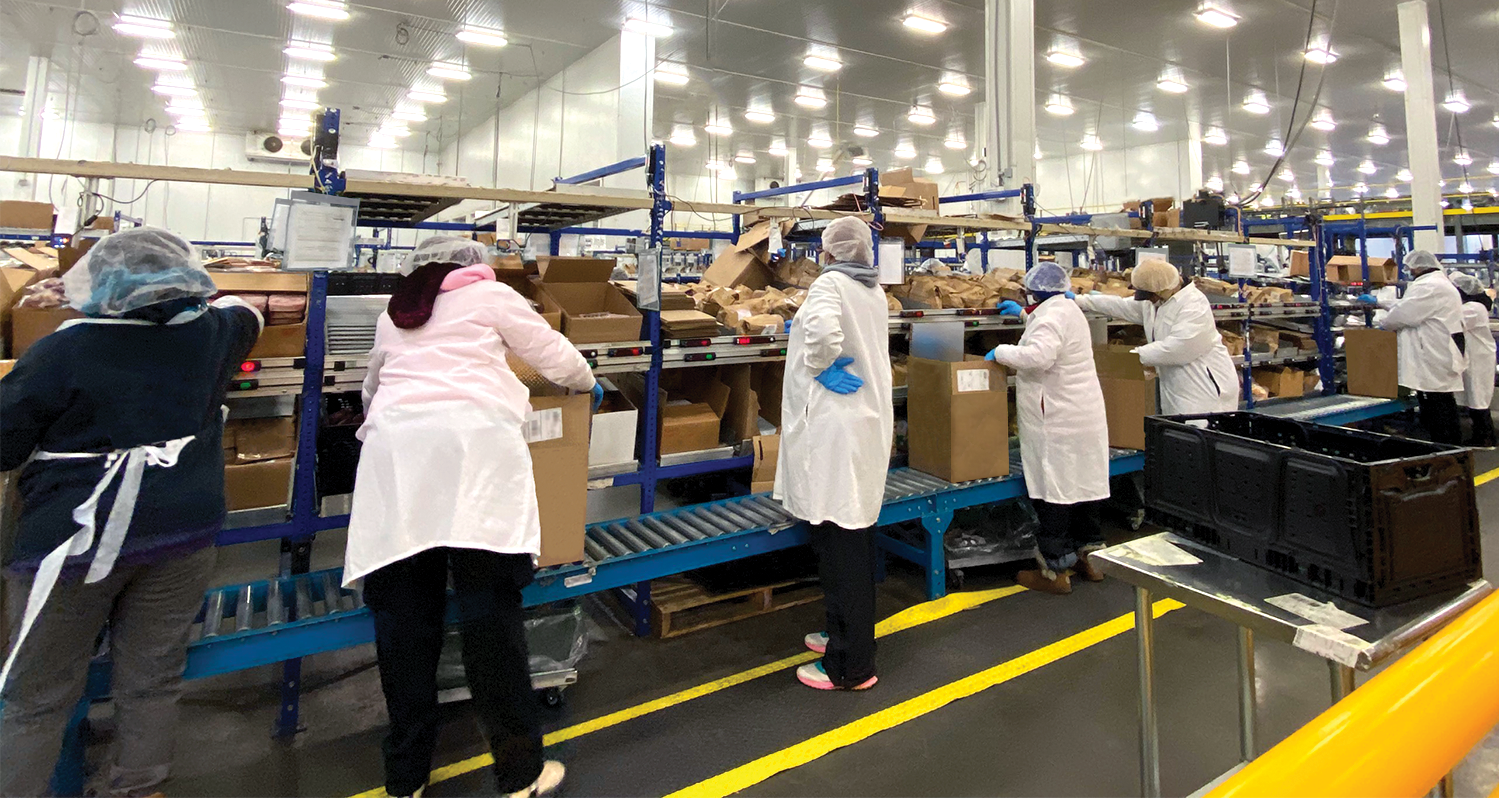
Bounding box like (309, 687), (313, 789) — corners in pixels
(507, 760), (565, 798)
(393, 787), (425, 798)
(804, 632), (829, 653)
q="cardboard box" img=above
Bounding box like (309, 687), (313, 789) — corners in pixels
(224, 457), (294, 511)
(0, 360), (15, 379)
(588, 389), (638, 468)
(536, 257), (643, 344)
(906, 357), (1009, 483)
(751, 434), (779, 493)
(1279, 330), (1317, 351)
(1094, 346), (1158, 450)
(1326, 255), (1398, 285)
(0, 201), (55, 232)
(661, 404), (722, 454)
(1290, 250), (1310, 278)
(225, 417), (297, 463)
(1345, 328), (1399, 398)
(210, 271), (311, 359)
(1218, 326), (1246, 358)
(1253, 366), (1305, 398)
(704, 249), (775, 291)
(498, 273), (563, 331)
(10, 306), (83, 358)
(525, 394), (590, 567)
(1152, 209), (1181, 228)
(718, 364), (762, 444)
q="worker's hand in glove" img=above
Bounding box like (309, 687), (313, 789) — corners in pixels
(814, 357), (865, 395)
(983, 348), (998, 362)
(590, 383), (605, 413)
(784, 317), (794, 335)
(1355, 293), (1378, 305)
(1064, 291), (1076, 300)
(996, 300), (1023, 317)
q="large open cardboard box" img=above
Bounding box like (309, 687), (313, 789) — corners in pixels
(526, 393), (590, 567)
(588, 385), (639, 468)
(210, 271), (311, 359)
(0, 201), (55, 232)
(1253, 366), (1305, 398)
(1345, 328), (1399, 398)
(537, 257), (642, 344)
(703, 220), (791, 289)
(906, 356), (1009, 482)
(497, 273), (563, 331)
(1094, 345), (1158, 450)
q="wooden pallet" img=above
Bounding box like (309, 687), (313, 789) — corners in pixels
(649, 576), (822, 639)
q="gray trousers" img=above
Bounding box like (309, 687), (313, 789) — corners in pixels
(1, 547), (215, 798)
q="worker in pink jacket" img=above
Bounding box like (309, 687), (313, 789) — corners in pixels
(344, 236), (601, 798)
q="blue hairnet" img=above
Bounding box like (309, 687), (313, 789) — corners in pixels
(1024, 261), (1070, 293)
(406, 236), (489, 274)
(63, 227), (215, 317)
(1404, 250), (1442, 274)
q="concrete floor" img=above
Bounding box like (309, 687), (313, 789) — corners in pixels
(72, 425), (1499, 797)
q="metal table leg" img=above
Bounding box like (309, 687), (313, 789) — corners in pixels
(1237, 627), (1257, 762)
(1328, 660), (1356, 703)
(1135, 587), (1161, 798)
(1428, 772), (1454, 798)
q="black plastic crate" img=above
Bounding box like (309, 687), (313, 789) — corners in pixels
(328, 272), (401, 296)
(1144, 413), (1480, 607)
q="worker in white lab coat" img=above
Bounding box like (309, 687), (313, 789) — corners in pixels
(1074, 258), (1239, 414)
(1450, 272), (1496, 446)
(986, 262), (1111, 595)
(346, 236), (601, 798)
(1360, 251), (1466, 444)
(777, 216), (893, 692)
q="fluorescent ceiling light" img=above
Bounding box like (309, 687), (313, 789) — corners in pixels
(113, 14), (174, 39)
(1357, 159), (1377, 174)
(902, 13), (948, 34)
(743, 108), (776, 124)
(704, 160), (727, 172)
(1442, 91), (1470, 113)
(1157, 76), (1189, 94)
(278, 115), (313, 129)
(1458, 181), (1474, 194)
(1226, 193), (1240, 204)
(1314, 150), (1334, 166)
(624, 17), (673, 37)
(1453, 149), (1473, 165)
(279, 97), (321, 110)
(379, 125), (411, 138)
(1492, 113), (1499, 129)
(793, 87), (827, 109)
(1194, 3), (1239, 28)
(1242, 92), (1269, 115)
(938, 80), (971, 97)
(1132, 111), (1159, 132)
(894, 142), (917, 159)
(1487, 160), (1499, 175)
(1303, 45), (1338, 65)
(1203, 126), (1227, 146)
(907, 106), (936, 125)
(166, 104), (203, 116)
(427, 62), (472, 81)
(1366, 123), (1390, 145)
(815, 158), (834, 172)
(1384, 186), (1400, 199)
(1287, 186), (1301, 200)
(1353, 183), (1369, 195)
(134, 54), (187, 71)
(924, 157), (945, 175)
(1278, 168), (1295, 182)
(150, 83), (197, 98)
(1044, 95), (1074, 116)
(851, 155), (873, 166)
(668, 128), (696, 146)
(703, 120), (733, 136)
(1205, 175), (1224, 191)
(803, 54), (843, 72)
(653, 62), (689, 86)
(1249, 182), (1263, 192)
(285, 41), (336, 61)
(853, 125), (879, 138)
(1396, 168), (1413, 181)
(456, 25), (508, 47)
(1034, 142), (1043, 160)
(1045, 50), (1085, 68)
(1263, 139), (1284, 156)
(392, 109), (427, 122)
(1309, 111), (1336, 131)
(278, 126), (310, 138)
(807, 133), (834, 149)
(287, 0), (349, 21)
(1079, 133), (1102, 151)
(1383, 70), (1406, 92)
(1231, 159), (1251, 175)
(768, 141), (788, 156)
(944, 135), (966, 150)
(408, 89), (447, 104)
(281, 74), (327, 89)
(1259, 194), (1275, 207)
(734, 152), (757, 165)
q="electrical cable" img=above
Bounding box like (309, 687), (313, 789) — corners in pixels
(86, 180), (162, 206)
(1238, 0), (1335, 209)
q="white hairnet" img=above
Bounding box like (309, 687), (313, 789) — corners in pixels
(406, 236), (489, 274)
(1024, 262), (1070, 293)
(1131, 258), (1182, 293)
(1404, 249), (1442, 274)
(821, 216), (874, 266)
(63, 226), (215, 317)
(1450, 272), (1484, 296)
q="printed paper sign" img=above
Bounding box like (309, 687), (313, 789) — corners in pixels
(522, 407), (563, 443)
(956, 369), (991, 393)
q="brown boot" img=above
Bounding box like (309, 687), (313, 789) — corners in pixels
(1074, 550), (1106, 583)
(1017, 569), (1072, 595)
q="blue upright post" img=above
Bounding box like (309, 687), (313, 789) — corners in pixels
(865, 167), (883, 252)
(1239, 278), (1254, 408)
(1310, 220), (1338, 395)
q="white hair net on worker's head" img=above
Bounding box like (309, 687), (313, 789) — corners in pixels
(63, 226), (215, 317)
(1404, 249), (1442, 275)
(821, 216), (875, 266)
(405, 236), (489, 274)
(1024, 262), (1070, 294)
(1131, 257), (1182, 293)
(1451, 272), (1485, 296)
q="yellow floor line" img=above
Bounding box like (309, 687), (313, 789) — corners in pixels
(665, 598), (1184, 798)
(1475, 467), (1499, 487)
(348, 584), (1026, 798)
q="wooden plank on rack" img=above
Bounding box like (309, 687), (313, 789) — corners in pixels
(0, 157), (314, 189)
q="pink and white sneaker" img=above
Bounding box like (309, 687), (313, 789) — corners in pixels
(796, 661), (877, 691)
(804, 632), (829, 654)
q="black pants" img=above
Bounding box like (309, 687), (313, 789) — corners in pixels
(1416, 391), (1462, 445)
(810, 523), (877, 687)
(1033, 500), (1105, 572)
(363, 548), (542, 796)
(1470, 407), (1497, 447)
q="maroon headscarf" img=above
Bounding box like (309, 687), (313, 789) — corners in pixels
(388, 261), (464, 329)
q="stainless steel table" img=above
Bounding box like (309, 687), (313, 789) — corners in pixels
(1095, 532), (1491, 798)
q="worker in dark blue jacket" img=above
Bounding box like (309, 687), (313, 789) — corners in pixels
(0, 227), (261, 797)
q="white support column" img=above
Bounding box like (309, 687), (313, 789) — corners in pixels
(1398, 0), (1443, 253)
(984, 0), (1035, 211)
(1185, 119), (1204, 197)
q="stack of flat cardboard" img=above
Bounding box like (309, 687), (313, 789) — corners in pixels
(659, 309), (719, 338)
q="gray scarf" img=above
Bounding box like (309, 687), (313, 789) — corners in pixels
(821, 260), (879, 288)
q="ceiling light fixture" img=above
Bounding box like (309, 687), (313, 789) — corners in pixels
(1278, 167), (1295, 182)
(1203, 126), (1228, 146)
(1259, 194), (1275, 207)
(1314, 150), (1334, 166)
(150, 82), (197, 98)
(807, 132), (834, 149)
(803, 54), (843, 72)
(894, 141), (917, 159)
(1459, 181), (1474, 194)
(1033, 142), (1043, 160)
(1396, 167), (1413, 181)
(907, 106), (936, 125)
(279, 97), (321, 111)
(1453, 148), (1473, 166)
(379, 124), (411, 138)
(1357, 159), (1377, 175)
(1383, 69), (1406, 92)
(734, 152), (757, 165)
(853, 125), (879, 138)
(287, 0), (349, 21)
(1384, 186), (1400, 199)
(815, 158), (834, 172)
(1366, 123), (1390, 145)
(1303, 42), (1338, 65)
(851, 155), (873, 166)
(653, 62), (689, 86)
(281, 74), (327, 89)
(113, 14), (175, 39)
(668, 125), (696, 147)
(284, 41), (336, 62)
(1132, 111), (1159, 132)
(1079, 133), (1103, 151)
(705, 159), (728, 173)
(944, 134), (966, 150)
(938, 79), (971, 97)
(1044, 95), (1074, 116)
(1310, 110), (1336, 131)
(1226, 192), (1240, 204)
(133, 54), (187, 71)
(427, 61), (472, 81)
(623, 17), (673, 38)
(1205, 175), (1224, 192)
(456, 24), (508, 47)
(925, 157), (945, 175)
(1264, 138), (1284, 156)
(1045, 50), (1086, 68)
(1242, 91), (1270, 114)
(1442, 91), (1470, 113)
(166, 105), (203, 117)
(703, 120), (733, 136)
(1491, 113), (1499, 129)
(902, 13), (948, 34)
(768, 140), (788, 157)
(793, 86), (827, 109)
(369, 135), (398, 150)
(278, 125), (311, 138)
(1194, 2), (1240, 28)
(407, 89), (447, 104)
(1231, 159), (1251, 175)
(1287, 186), (1302, 200)
(743, 108), (775, 124)
(1157, 76), (1189, 94)
(1487, 160), (1499, 175)
(1353, 182), (1369, 195)
(392, 109), (427, 123)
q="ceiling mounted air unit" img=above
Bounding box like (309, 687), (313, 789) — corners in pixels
(245, 131), (312, 164)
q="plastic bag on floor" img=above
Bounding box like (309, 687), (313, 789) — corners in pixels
(945, 499), (1040, 558)
(436, 603), (589, 692)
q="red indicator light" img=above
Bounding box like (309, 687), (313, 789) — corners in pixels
(240, 361), (259, 372)
(735, 337), (751, 344)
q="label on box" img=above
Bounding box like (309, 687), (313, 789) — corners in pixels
(1292, 624), (1367, 667)
(955, 369), (990, 393)
(522, 407), (563, 443)
(1266, 593), (1367, 630)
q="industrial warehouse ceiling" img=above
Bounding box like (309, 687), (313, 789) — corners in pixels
(1, 0), (1496, 209)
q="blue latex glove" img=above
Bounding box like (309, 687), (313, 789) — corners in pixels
(984, 349), (998, 362)
(996, 300), (1023, 317)
(814, 357), (864, 395)
(1356, 293), (1378, 305)
(784, 317), (794, 334)
(1064, 291), (1076, 300)
(590, 383), (605, 413)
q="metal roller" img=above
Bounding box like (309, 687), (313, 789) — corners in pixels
(907, 471), (951, 491)
(641, 516), (689, 545)
(660, 514), (708, 541)
(321, 572), (345, 613)
(691, 507), (741, 535)
(750, 496), (791, 521)
(885, 471), (924, 494)
(610, 523), (653, 553)
(294, 578), (313, 621)
(734, 500), (783, 525)
(713, 502), (762, 529)
(626, 519), (670, 549)
(202, 590), (226, 638)
(350, 585), (365, 610)
(234, 586), (254, 633)
(267, 579), (285, 625)
(589, 527), (634, 558)
(585, 539), (611, 562)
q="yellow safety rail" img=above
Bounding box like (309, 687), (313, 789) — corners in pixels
(1209, 591), (1499, 798)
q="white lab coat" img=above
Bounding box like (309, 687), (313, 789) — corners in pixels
(1460, 302), (1496, 410)
(1375, 270), (1465, 394)
(775, 270), (893, 530)
(1076, 284), (1239, 415)
(988, 296), (1110, 505)
(344, 277), (595, 585)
